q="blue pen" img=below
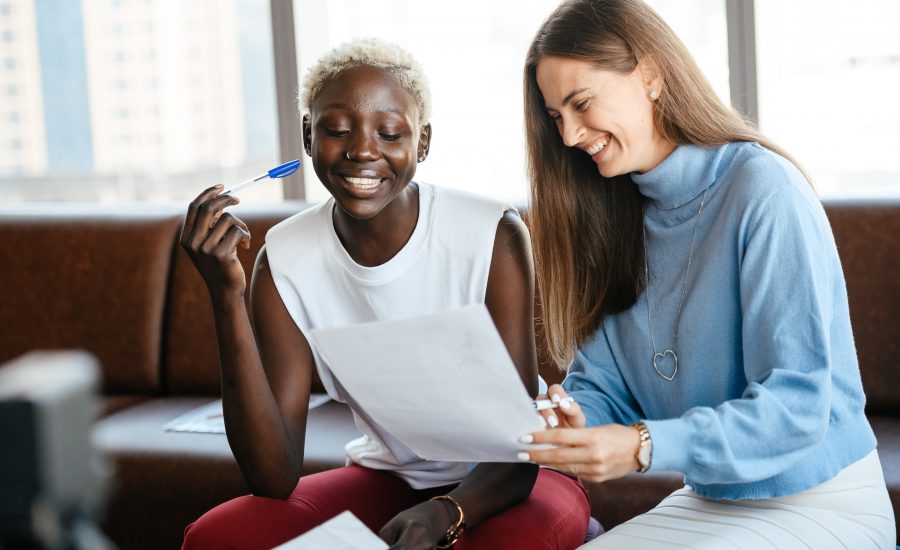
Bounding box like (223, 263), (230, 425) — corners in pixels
(222, 159), (301, 195)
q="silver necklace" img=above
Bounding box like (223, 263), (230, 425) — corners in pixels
(643, 186), (710, 381)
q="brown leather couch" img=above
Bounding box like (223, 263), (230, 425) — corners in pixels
(1, 199), (897, 549)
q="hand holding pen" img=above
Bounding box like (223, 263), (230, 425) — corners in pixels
(532, 386), (584, 429)
(179, 160), (300, 300)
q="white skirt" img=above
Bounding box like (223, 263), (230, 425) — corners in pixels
(582, 450), (896, 550)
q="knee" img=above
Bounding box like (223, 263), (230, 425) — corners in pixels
(182, 497), (257, 550)
(182, 511), (232, 550)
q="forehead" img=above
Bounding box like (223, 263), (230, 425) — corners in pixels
(312, 65), (418, 121)
(536, 56), (614, 109)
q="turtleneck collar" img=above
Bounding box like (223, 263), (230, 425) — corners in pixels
(631, 143), (729, 209)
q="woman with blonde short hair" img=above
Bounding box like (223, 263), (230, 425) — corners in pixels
(179, 38), (591, 549)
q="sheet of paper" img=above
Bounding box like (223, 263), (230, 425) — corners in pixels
(272, 510), (387, 550)
(164, 394), (331, 434)
(307, 304), (546, 462)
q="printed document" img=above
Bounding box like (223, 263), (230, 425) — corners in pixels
(307, 304), (547, 462)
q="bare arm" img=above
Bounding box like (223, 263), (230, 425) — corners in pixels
(221, 249), (314, 497)
(180, 187), (313, 498)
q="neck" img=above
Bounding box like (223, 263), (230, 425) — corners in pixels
(332, 183), (419, 267)
(637, 135), (677, 174)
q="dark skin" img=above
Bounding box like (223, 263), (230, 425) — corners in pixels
(181, 65), (539, 549)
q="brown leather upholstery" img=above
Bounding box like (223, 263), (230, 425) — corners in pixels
(0, 207), (181, 393)
(824, 201), (900, 414)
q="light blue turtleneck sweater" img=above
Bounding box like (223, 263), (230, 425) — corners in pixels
(562, 141), (876, 500)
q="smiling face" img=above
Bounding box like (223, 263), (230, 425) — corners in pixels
(535, 56), (673, 177)
(303, 65), (431, 220)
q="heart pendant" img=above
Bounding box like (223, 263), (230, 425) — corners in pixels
(653, 350), (678, 381)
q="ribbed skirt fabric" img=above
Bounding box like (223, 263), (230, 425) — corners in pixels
(582, 450), (895, 550)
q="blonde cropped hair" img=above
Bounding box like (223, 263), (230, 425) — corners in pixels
(299, 37), (432, 126)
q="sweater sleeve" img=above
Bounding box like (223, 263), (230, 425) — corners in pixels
(562, 326), (644, 427)
(645, 180), (835, 483)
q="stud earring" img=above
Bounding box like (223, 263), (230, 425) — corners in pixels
(418, 155), (426, 162)
(650, 90), (659, 101)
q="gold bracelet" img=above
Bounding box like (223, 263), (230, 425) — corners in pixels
(430, 495), (466, 549)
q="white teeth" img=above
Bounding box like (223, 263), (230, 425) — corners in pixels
(344, 176), (381, 188)
(586, 140), (609, 155)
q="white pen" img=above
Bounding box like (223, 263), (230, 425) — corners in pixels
(531, 396), (575, 411)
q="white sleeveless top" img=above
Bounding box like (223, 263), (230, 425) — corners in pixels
(265, 182), (513, 489)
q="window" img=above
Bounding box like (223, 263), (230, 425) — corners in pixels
(293, 0), (730, 204)
(7, 1), (890, 204)
(0, 0), (279, 203)
(756, 0), (900, 197)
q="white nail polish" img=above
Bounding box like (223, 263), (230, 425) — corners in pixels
(547, 415), (559, 428)
(519, 434), (534, 444)
(560, 400), (571, 410)
(551, 394), (561, 403)
(517, 452), (530, 461)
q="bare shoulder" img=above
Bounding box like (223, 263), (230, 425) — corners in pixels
(488, 211), (534, 298)
(493, 210), (533, 261)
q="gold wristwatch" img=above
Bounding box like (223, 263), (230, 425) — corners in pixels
(632, 421), (652, 473)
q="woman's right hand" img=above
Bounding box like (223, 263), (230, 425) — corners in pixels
(180, 185), (251, 302)
(537, 384), (586, 429)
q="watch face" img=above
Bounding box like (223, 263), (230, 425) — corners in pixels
(638, 444), (652, 467)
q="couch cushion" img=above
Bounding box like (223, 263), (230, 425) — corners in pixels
(0, 206), (182, 393)
(824, 200), (900, 414)
(164, 203), (321, 395)
(92, 396), (360, 550)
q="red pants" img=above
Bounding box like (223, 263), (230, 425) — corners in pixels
(183, 465), (590, 549)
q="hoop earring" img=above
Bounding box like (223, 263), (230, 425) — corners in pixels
(344, 151), (352, 160)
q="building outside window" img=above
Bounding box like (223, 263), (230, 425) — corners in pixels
(0, 0), (278, 203)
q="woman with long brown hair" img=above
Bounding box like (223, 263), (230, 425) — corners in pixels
(517, 0), (895, 547)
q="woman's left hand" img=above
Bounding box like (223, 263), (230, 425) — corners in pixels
(379, 498), (453, 550)
(522, 424), (642, 483)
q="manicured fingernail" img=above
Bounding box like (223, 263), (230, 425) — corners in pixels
(519, 434), (534, 444)
(547, 415), (559, 428)
(560, 400), (571, 410)
(517, 452), (530, 461)
(214, 184), (223, 188)
(551, 394), (561, 403)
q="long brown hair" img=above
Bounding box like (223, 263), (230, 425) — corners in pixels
(525, 0), (802, 369)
